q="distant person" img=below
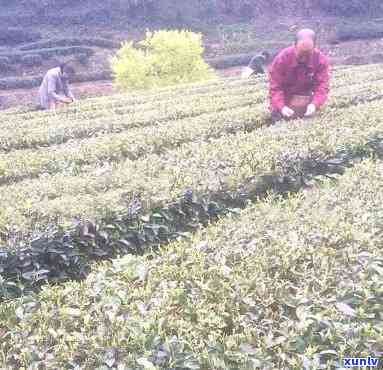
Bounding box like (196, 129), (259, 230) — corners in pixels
(268, 29), (330, 124)
(38, 63), (76, 111)
(242, 51), (270, 78)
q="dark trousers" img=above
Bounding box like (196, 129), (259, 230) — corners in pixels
(271, 111), (283, 124)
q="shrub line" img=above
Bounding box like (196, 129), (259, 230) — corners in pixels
(0, 70), (111, 90)
(1, 134), (382, 301)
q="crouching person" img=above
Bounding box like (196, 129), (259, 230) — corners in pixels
(38, 62), (76, 111)
(269, 29), (330, 124)
(242, 51), (270, 78)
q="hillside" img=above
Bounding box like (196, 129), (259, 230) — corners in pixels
(0, 63), (382, 368)
(1, 0), (382, 23)
(1, 0), (383, 111)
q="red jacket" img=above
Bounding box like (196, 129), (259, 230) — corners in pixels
(268, 46), (330, 112)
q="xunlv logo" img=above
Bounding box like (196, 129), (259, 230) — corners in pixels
(344, 357), (379, 367)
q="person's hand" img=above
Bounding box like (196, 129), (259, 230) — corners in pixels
(62, 96), (74, 104)
(60, 97), (71, 104)
(305, 103), (316, 117)
(281, 106), (295, 118)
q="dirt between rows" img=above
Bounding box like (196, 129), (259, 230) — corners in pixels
(0, 54), (370, 111)
(0, 67), (243, 111)
(0, 80), (115, 111)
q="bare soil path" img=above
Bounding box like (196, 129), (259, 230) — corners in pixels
(0, 80), (114, 110)
(0, 67), (247, 111)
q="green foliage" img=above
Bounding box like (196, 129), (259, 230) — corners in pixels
(0, 76), (43, 89)
(0, 46), (93, 64)
(0, 70), (111, 90)
(111, 29), (215, 90)
(335, 22), (383, 42)
(75, 52), (89, 65)
(3, 0), (383, 22)
(0, 65), (382, 299)
(0, 27), (41, 45)
(0, 64), (379, 243)
(20, 37), (120, 51)
(20, 54), (43, 67)
(0, 128), (382, 301)
(208, 53), (254, 69)
(111, 41), (152, 90)
(320, 0), (383, 16)
(0, 56), (11, 72)
(0, 63), (383, 368)
(1, 158), (382, 368)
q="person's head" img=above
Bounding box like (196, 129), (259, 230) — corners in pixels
(261, 51), (271, 61)
(60, 62), (76, 81)
(295, 28), (316, 63)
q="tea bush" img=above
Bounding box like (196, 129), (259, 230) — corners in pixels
(20, 54), (43, 67)
(0, 27), (41, 45)
(335, 22), (383, 42)
(0, 46), (93, 64)
(20, 37), (120, 51)
(0, 56), (11, 72)
(1, 158), (382, 368)
(0, 69), (111, 90)
(0, 63), (382, 368)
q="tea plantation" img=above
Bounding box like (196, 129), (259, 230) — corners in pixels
(0, 64), (382, 369)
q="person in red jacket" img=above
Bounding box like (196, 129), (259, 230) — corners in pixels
(269, 29), (330, 124)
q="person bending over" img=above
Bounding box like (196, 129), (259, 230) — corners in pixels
(269, 29), (330, 124)
(38, 62), (76, 111)
(242, 51), (271, 78)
